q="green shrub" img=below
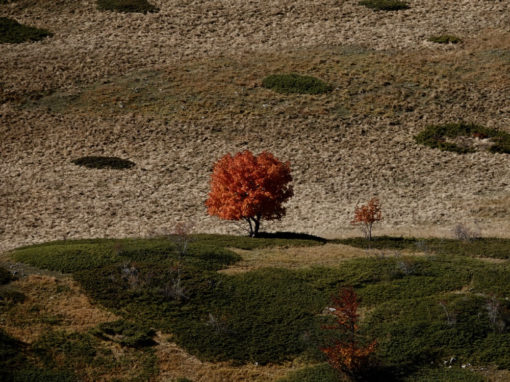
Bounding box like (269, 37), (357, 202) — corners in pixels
(359, 0), (410, 11)
(0, 17), (52, 44)
(429, 35), (462, 44)
(414, 122), (510, 154)
(71, 156), (135, 169)
(97, 0), (158, 13)
(404, 367), (484, 382)
(262, 74), (332, 95)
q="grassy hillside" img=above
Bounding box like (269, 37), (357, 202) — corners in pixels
(2, 234), (510, 381)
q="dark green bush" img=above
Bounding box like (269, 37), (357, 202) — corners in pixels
(71, 156), (135, 169)
(97, 0), (158, 13)
(262, 74), (332, 95)
(93, 320), (156, 348)
(0, 17), (52, 44)
(0, 266), (15, 285)
(429, 35), (462, 44)
(359, 0), (409, 11)
(414, 122), (510, 154)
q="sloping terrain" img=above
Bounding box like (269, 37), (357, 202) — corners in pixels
(1, 0), (510, 251)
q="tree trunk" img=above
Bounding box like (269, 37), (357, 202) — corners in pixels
(253, 215), (261, 238)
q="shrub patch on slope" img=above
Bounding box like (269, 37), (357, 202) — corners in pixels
(97, 0), (159, 13)
(0, 17), (52, 44)
(359, 0), (410, 11)
(71, 156), (136, 169)
(414, 122), (510, 154)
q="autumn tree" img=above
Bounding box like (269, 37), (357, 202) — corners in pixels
(351, 198), (382, 241)
(321, 287), (377, 378)
(205, 150), (293, 237)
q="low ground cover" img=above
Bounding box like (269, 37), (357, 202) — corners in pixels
(7, 235), (510, 380)
(414, 122), (510, 154)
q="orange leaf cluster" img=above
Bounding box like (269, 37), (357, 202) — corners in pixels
(351, 197), (382, 240)
(206, 150), (293, 222)
(351, 198), (382, 225)
(321, 287), (377, 376)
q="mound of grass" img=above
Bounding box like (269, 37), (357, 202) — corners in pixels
(262, 74), (332, 95)
(359, 0), (409, 11)
(0, 17), (52, 44)
(71, 156), (135, 169)
(97, 0), (158, 13)
(11, 234), (510, 378)
(429, 35), (462, 44)
(336, 236), (510, 259)
(414, 122), (510, 154)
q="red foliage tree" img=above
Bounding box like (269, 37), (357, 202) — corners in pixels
(205, 150), (293, 237)
(351, 198), (382, 241)
(321, 287), (377, 377)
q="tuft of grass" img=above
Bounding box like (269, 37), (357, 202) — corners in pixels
(0, 17), (52, 44)
(414, 122), (510, 154)
(97, 0), (158, 13)
(71, 156), (136, 169)
(359, 0), (409, 11)
(429, 35), (462, 44)
(262, 74), (333, 95)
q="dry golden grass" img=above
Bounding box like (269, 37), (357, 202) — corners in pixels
(0, 0), (509, 254)
(1, 274), (117, 343)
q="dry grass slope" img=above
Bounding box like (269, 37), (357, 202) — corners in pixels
(0, 0), (509, 251)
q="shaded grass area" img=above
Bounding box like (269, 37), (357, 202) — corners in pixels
(71, 156), (136, 170)
(10, 235), (510, 380)
(414, 122), (510, 154)
(335, 235), (510, 259)
(96, 0), (158, 13)
(0, 17), (52, 44)
(262, 74), (332, 95)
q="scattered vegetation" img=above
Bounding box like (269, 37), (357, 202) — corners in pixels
(277, 364), (339, 382)
(359, 0), (410, 11)
(0, 17), (52, 44)
(429, 35), (462, 44)
(262, 74), (333, 95)
(71, 156), (136, 169)
(414, 122), (510, 154)
(96, 0), (159, 13)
